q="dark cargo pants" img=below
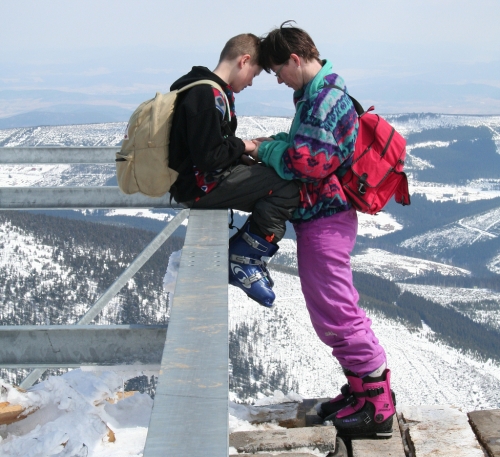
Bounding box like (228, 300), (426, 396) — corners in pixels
(186, 164), (300, 242)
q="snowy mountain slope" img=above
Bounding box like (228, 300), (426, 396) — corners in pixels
(0, 212), (177, 330)
(230, 270), (500, 411)
(408, 179), (500, 203)
(400, 205), (500, 256)
(271, 240), (471, 281)
(386, 113), (500, 154)
(398, 283), (500, 331)
(351, 248), (471, 281)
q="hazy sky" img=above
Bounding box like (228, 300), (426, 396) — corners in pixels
(1, 0), (499, 114)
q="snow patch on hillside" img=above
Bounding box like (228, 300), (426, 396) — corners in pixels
(398, 283), (500, 331)
(351, 248), (470, 281)
(488, 253), (500, 274)
(389, 114), (500, 155)
(410, 180), (500, 203)
(401, 205), (500, 254)
(357, 212), (403, 237)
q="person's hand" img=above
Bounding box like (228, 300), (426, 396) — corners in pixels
(253, 137), (273, 142)
(240, 154), (257, 166)
(248, 140), (262, 159)
(243, 140), (256, 153)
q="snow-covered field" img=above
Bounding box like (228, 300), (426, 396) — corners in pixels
(398, 283), (500, 331)
(2, 267), (499, 456)
(229, 271), (500, 411)
(401, 205), (500, 258)
(387, 114), (500, 155)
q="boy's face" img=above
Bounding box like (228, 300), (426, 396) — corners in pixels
(232, 61), (262, 93)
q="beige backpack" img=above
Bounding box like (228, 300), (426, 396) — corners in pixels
(116, 79), (230, 197)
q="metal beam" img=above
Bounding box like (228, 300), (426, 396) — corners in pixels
(19, 208), (190, 388)
(0, 147), (118, 164)
(0, 325), (167, 368)
(143, 209), (229, 457)
(0, 187), (184, 209)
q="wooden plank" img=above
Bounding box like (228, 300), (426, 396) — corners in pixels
(399, 405), (483, 456)
(0, 402), (36, 426)
(468, 409), (500, 457)
(229, 427), (338, 454)
(229, 451), (324, 457)
(351, 420), (406, 457)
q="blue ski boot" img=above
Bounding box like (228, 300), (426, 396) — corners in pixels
(229, 222), (278, 308)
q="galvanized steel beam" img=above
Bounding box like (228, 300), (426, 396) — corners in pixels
(19, 208), (190, 388)
(0, 325), (167, 368)
(0, 147), (118, 164)
(0, 187), (184, 209)
(143, 209), (229, 457)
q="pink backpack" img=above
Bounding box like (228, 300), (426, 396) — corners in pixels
(330, 85), (411, 214)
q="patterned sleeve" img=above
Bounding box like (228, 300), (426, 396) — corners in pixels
(282, 88), (358, 181)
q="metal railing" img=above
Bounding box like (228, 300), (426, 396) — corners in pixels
(0, 147), (230, 456)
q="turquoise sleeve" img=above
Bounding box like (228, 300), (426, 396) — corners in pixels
(271, 132), (289, 142)
(257, 139), (296, 180)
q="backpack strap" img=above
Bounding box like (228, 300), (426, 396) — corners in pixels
(323, 84), (365, 116)
(176, 79), (231, 122)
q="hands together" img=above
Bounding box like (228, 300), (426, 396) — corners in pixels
(242, 137), (273, 162)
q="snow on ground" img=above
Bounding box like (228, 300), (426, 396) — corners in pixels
(0, 220), (62, 279)
(0, 123), (125, 148)
(387, 114), (500, 155)
(104, 208), (188, 226)
(0, 368), (296, 456)
(397, 283), (500, 331)
(272, 241), (471, 282)
(351, 248), (470, 281)
(401, 205), (500, 254)
(357, 211), (403, 237)
(1, 262), (499, 455)
(0, 163), (117, 188)
(0, 369), (153, 456)
(398, 284), (500, 307)
(229, 271), (500, 410)
(488, 252), (500, 274)
(409, 179), (500, 203)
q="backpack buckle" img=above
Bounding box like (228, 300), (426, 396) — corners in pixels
(358, 173), (368, 195)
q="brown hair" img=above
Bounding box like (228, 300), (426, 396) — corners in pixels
(219, 33), (261, 65)
(259, 20), (321, 72)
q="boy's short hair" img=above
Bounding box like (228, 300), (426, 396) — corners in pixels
(219, 33), (261, 65)
(259, 20), (321, 72)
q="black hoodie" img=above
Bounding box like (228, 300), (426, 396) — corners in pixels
(168, 66), (245, 202)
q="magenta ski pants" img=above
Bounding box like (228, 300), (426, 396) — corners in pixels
(294, 208), (387, 377)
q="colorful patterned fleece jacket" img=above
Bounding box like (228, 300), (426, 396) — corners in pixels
(257, 60), (358, 222)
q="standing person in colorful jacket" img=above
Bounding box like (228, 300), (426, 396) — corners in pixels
(168, 33), (300, 308)
(251, 22), (396, 439)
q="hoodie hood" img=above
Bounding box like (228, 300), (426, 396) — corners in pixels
(170, 66), (228, 91)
